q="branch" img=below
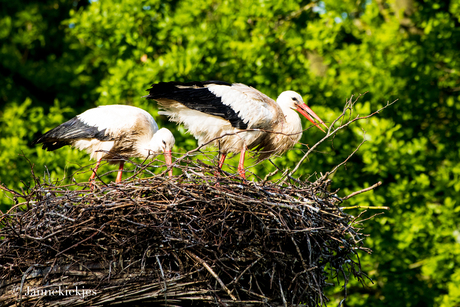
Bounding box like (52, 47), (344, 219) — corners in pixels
(319, 135), (367, 182)
(185, 250), (237, 301)
(286, 95), (398, 179)
(342, 181), (383, 201)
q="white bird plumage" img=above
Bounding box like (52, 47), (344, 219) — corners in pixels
(33, 104), (175, 183)
(144, 81), (327, 178)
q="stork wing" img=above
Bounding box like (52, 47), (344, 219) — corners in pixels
(207, 83), (280, 129)
(32, 117), (112, 151)
(33, 105), (157, 151)
(145, 81), (279, 130)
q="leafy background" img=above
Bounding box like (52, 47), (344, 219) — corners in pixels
(1, 0), (459, 305)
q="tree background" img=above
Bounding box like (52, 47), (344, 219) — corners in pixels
(1, 0), (459, 305)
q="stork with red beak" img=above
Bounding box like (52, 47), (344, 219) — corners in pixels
(144, 81), (327, 178)
(33, 105), (175, 184)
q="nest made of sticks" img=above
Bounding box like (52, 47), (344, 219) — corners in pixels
(0, 155), (375, 307)
(0, 94), (395, 307)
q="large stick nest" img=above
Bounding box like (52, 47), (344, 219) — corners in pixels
(0, 159), (372, 307)
(1, 96), (393, 306)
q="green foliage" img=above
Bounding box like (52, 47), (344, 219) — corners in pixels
(1, 0), (460, 305)
(0, 99), (81, 211)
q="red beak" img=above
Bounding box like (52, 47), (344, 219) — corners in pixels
(296, 104), (328, 133)
(164, 150), (173, 176)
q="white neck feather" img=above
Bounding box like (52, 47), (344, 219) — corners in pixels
(276, 95), (303, 136)
(137, 128), (175, 159)
(137, 137), (163, 159)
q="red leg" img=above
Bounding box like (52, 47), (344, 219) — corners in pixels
(218, 153), (227, 169)
(116, 161), (125, 183)
(89, 159), (102, 181)
(238, 147), (246, 179)
(89, 159), (102, 190)
(164, 150), (173, 176)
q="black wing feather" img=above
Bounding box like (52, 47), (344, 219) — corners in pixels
(145, 81), (248, 129)
(32, 117), (112, 151)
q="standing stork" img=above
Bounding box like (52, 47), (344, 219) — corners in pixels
(144, 81), (327, 179)
(33, 105), (175, 184)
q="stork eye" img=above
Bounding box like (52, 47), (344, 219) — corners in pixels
(162, 140), (166, 145)
(292, 97), (298, 102)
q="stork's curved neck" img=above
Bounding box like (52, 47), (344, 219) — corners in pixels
(276, 100), (303, 136)
(137, 135), (161, 159)
(137, 128), (175, 159)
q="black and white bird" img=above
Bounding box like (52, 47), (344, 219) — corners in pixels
(33, 105), (175, 183)
(144, 81), (327, 178)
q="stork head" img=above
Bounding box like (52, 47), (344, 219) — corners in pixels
(277, 91), (328, 133)
(146, 128), (175, 176)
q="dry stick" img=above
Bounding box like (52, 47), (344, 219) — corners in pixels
(340, 209), (368, 237)
(355, 212), (385, 224)
(0, 202), (30, 223)
(55, 224), (107, 257)
(19, 217), (95, 242)
(291, 236), (308, 271)
(124, 155), (164, 182)
(278, 277), (288, 307)
(227, 256), (263, 286)
(286, 97), (398, 181)
(185, 251), (237, 301)
(17, 265), (35, 306)
(41, 257), (57, 284)
(156, 255), (168, 304)
(263, 159), (281, 182)
(0, 183), (26, 198)
(321, 135), (367, 181)
(342, 181), (383, 201)
(286, 95), (361, 180)
(342, 205), (390, 210)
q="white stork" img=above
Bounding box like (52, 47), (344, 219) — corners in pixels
(33, 105), (175, 184)
(144, 81), (327, 178)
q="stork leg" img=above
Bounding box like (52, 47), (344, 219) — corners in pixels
(164, 150), (173, 176)
(213, 153), (227, 178)
(218, 153), (227, 169)
(238, 147), (246, 179)
(116, 161), (125, 183)
(89, 159), (102, 181)
(89, 159), (102, 189)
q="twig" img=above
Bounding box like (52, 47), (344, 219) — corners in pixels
(342, 181), (383, 201)
(156, 255), (168, 303)
(278, 277), (287, 307)
(341, 206), (389, 210)
(286, 97), (398, 180)
(18, 265), (35, 306)
(322, 136), (367, 180)
(185, 251), (237, 301)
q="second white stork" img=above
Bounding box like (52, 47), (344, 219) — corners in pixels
(33, 105), (176, 184)
(144, 81), (327, 178)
